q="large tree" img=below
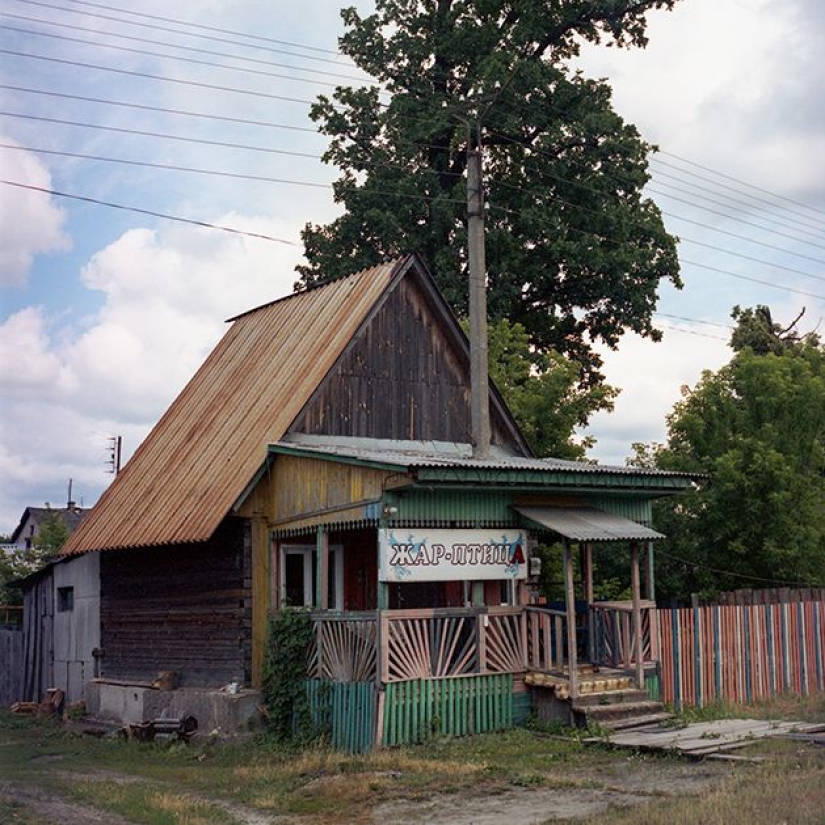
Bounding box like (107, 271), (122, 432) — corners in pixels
(634, 307), (825, 604)
(299, 0), (682, 389)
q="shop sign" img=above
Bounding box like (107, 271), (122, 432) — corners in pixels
(379, 528), (527, 582)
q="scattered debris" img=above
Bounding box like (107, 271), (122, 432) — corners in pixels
(589, 718), (825, 757)
(123, 714), (198, 742)
(11, 688), (65, 716)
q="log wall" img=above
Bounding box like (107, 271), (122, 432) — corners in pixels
(99, 516), (251, 687)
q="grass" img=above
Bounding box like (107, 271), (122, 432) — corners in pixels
(0, 695), (823, 824)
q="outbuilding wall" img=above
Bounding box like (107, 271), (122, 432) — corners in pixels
(99, 516), (251, 687)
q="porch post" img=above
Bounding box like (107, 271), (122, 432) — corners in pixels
(644, 541), (656, 602)
(630, 541), (645, 690)
(316, 525), (329, 609)
(584, 543), (595, 664)
(563, 539), (578, 699)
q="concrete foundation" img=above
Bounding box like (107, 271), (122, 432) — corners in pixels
(86, 680), (263, 735)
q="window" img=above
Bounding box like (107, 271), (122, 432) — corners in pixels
(279, 544), (343, 609)
(57, 586), (74, 612)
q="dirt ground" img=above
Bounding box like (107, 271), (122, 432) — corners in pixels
(373, 756), (734, 824)
(0, 750), (736, 824)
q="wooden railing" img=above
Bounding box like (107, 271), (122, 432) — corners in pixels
(590, 600), (659, 669)
(310, 607), (528, 684)
(309, 602), (660, 684)
(524, 606), (569, 672)
(309, 611), (378, 682)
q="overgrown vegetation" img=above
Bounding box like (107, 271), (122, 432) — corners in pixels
(632, 305), (824, 604)
(0, 700), (823, 824)
(261, 609), (317, 744)
(0, 509), (69, 606)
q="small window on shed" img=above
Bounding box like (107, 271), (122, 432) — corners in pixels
(57, 586), (74, 612)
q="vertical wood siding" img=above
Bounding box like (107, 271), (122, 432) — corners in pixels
(99, 517), (251, 687)
(291, 276), (522, 450)
(0, 628), (23, 706)
(382, 673), (514, 746)
(657, 601), (825, 709)
(306, 679), (377, 754)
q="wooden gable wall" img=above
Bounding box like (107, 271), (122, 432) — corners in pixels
(289, 270), (525, 452)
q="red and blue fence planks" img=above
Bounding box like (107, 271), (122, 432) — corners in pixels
(657, 600), (825, 709)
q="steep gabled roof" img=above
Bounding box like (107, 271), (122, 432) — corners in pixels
(63, 254), (530, 554)
(64, 258), (407, 554)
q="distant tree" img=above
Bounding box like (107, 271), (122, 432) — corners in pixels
(486, 318), (617, 458)
(637, 308), (824, 604)
(32, 510), (69, 559)
(299, 0), (682, 391)
(0, 510), (68, 606)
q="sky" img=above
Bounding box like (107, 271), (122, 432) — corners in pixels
(1, 0), (824, 531)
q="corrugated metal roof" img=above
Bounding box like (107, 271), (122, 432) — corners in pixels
(63, 259), (406, 554)
(515, 507), (665, 542)
(274, 434), (697, 478)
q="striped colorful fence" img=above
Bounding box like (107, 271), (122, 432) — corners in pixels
(381, 673), (515, 747)
(657, 601), (825, 710)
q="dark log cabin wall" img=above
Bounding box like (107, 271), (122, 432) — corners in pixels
(290, 274), (524, 452)
(99, 516), (251, 687)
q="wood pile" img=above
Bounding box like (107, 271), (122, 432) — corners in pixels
(11, 687), (65, 716)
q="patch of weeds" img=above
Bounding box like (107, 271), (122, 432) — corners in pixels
(68, 780), (234, 825)
(0, 797), (40, 825)
(512, 772), (548, 788)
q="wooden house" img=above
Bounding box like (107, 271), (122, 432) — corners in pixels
(62, 254), (694, 746)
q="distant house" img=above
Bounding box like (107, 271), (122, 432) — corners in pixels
(62, 255), (695, 744)
(6, 501), (95, 706)
(9, 504), (88, 553)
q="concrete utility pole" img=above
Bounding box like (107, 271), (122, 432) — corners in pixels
(467, 126), (491, 459)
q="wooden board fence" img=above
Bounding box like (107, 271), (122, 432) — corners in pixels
(382, 673), (514, 747)
(658, 601), (825, 709)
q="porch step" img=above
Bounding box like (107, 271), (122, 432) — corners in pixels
(572, 688), (652, 707)
(572, 700), (670, 730)
(600, 711), (674, 731)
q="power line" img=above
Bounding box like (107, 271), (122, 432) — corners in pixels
(653, 545), (820, 589)
(0, 110), (324, 160)
(0, 84), (321, 133)
(657, 151), (825, 221)
(648, 183), (825, 252)
(1, 179), (300, 244)
(649, 164), (825, 238)
(0, 141), (468, 205)
(13, 0), (357, 67)
(680, 257), (825, 302)
(0, 14), (372, 83)
(0, 22), (370, 90)
(56, 0), (348, 58)
(0, 48), (319, 106)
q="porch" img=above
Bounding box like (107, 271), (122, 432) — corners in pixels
(304, 599), (661, 750)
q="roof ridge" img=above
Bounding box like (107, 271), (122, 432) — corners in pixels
(225, 256), (408, 323)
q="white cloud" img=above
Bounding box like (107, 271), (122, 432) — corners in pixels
(0, 215), (303, 527)
(585, 327), (731, 466)
(0, 140), (69, 286)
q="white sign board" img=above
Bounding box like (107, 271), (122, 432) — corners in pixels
(379, 528), (528, 583)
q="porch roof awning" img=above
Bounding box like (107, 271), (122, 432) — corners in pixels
(515, 507), (665, 542)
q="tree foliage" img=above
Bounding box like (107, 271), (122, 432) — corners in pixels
(486, 318), (617, 458)
(299, 0), (682, 388)
(0, 511), (68, 606)
(637, 307), (824, 604)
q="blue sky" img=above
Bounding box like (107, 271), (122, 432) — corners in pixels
(1, 0), (824, 530)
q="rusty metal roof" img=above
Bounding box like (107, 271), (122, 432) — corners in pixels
(515, 507), (665, 542)
(63, 259), (407, 554)
(274, 434), (699, 479)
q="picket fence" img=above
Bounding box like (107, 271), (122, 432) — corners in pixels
(657, 601), (825, 710)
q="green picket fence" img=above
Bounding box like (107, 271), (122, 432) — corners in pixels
(305, 679), (377, 754)
(382, 673), (515, 747)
